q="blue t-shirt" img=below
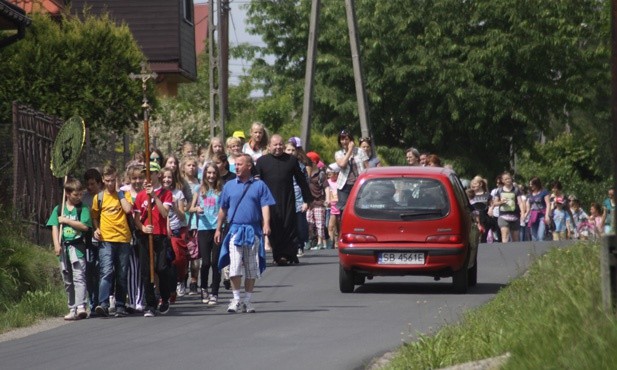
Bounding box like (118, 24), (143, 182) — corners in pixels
(196, 189), (220, 231)
(220, 177), (276, 225)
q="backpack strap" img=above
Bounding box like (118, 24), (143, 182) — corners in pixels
(98, 190), (104, 210)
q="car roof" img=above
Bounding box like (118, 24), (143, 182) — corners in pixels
(361, 166), (456, 178)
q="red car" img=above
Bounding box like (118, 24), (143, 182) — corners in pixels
(338, 166), (479, 293)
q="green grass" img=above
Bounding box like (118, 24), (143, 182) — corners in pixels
(0, 210), (65, 333)
(384, 242), (617, 369)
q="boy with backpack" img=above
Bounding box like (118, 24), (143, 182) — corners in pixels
(91, 165), (134, 317)
(47, 178), (92, 320)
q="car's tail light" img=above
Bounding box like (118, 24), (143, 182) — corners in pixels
(425, 234), (462, 243)
(341, 233), (377, 243)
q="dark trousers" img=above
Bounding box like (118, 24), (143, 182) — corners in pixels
(297, 211), (309, 249)
(198, 230), (221, 296)
(336, 184), (353, 213)
(86, 243), (100, 310)
(139, 235), (173, 309)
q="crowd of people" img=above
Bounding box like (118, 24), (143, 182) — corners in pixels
(467, 175), (615, 244)
(403, 146), (616, 243)
(47, 125), (615, 320)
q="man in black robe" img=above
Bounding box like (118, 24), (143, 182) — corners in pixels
(256, 134), (312, 265)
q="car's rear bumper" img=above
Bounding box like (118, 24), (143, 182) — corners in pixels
(338, 245), (467, 276)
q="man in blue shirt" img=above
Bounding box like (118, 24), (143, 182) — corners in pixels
(215, 154), (275, 313)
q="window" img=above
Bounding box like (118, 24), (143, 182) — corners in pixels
(354, 178), (450, 221)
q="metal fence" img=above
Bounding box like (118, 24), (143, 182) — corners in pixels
(9, 102), (130, 245)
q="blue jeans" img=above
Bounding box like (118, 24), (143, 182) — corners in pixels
(530, 220), (546, 241)
(98, 242), (131, 308)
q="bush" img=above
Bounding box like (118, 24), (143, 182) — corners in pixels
(0, 209), (62, 313)
(517, 132), (612, 207)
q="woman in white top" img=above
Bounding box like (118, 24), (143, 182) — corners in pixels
(242, 122), (269, 161)
(334, 129), (368, 212)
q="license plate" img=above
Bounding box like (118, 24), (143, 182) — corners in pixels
(378, 252), (425, 265)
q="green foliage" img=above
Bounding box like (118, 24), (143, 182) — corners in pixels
(517, 133), (612, 206)
(0, 208), (65, 333)
(0, 289), (66, 333)
(386, 242), (617, 369)
(0, 209), (63, 315)
(240, 0), (611, 177)
(145, 97), (211, 155)
(0, 12), (149, 137)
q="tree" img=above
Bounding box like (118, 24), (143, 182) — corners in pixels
(241, 0), (610, 177)
(0, 12), (149, 137)
(517, 132), (612, 206)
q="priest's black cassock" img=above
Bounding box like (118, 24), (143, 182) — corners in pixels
(256, 152), (312, 264)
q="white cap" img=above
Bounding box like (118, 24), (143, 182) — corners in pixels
(327, 163), (340, 173)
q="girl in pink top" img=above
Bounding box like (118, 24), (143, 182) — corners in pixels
(325, 165), (341, 249)
(589, 202), (605, 239)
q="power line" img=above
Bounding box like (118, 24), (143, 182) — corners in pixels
(229, 7), (247, 71)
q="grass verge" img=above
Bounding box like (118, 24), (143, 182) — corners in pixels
(384, 242), (617, 369)
(0, 210), (65, 334)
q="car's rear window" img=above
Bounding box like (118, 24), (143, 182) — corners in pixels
(353, 178), (450, 221)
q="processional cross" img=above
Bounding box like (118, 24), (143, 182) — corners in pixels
(129, 62), (158, 283)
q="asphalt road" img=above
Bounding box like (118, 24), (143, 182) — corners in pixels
(0, 241), (568, 370)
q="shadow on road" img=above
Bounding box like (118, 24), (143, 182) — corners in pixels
(352, 281), (506, 295)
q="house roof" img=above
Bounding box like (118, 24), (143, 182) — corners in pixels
(8, 0), (63, 15)
(0, 0), (30, 30)
(0, 0), (31, 48)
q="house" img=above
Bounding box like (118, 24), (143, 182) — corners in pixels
(0, 0), (30, 48)
(71, 0), (197, 96)
(9, 0), (198, 96)
(194, 2), (207, 56)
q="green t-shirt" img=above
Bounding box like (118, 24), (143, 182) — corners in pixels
(46, 204), (92, 243)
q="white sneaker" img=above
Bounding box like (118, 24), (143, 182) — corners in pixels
(76, 306), (88, 320)
(201, 289), (209, 304)
(297, 249), (304, 257)
(242, 301), (256, 313)
(176, 282), (186, 297)
(208, 295), (218, 305)
(227, 299), (240, 313)
(64, 310), (77, 320)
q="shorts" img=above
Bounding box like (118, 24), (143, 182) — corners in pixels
(498, 217), (520, 230)
(228, 233), (260, 280)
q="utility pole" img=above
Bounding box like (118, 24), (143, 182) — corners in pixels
(300, 0), (373, 148)
(208, 0), (230, 139)
(601, 0), (617, 312)
(300, 0), (321, 150)
(219, 0), (230, 124)
(344, 0), (371, 139)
